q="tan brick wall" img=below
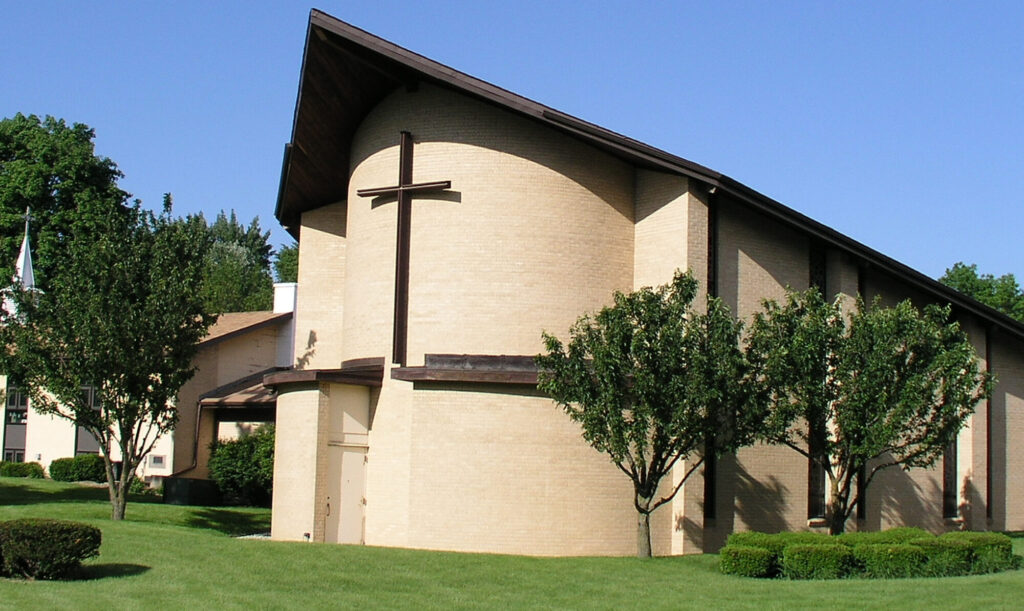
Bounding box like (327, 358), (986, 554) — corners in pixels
(345, 84), (635, 366)
(271, 382), (329, 541)
(992, 333), (1024, 531)
(401, 384), (636, 556)
(294, 203), (348, 370)
(706, 199), (810, 547)
(634, 170), (688, 289)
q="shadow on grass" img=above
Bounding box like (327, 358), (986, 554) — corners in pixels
(184, 508), (271, 536)
(78, 563), (151, 580)
(0, 477), (164, 506)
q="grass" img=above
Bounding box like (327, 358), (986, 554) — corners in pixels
(0, 478), (1022, 609)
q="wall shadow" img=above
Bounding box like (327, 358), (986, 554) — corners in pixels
(733, 462), (790, 534)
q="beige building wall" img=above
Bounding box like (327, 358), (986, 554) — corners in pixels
(293, 203), (347, 370)
(345, 84), (635, 366)
(706, 199), (810, 548)
(992, 333), (1024, 531)
(402, 385), (636, 556)
(24, 402), (77, 472)
(272, 383), (328, 541)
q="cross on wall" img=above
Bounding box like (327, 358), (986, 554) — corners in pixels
(356, 131), (451, 367)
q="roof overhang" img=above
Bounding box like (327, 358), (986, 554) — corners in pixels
(276, 9), (1024, 342)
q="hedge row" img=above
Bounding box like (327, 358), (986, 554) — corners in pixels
(0, 519), (101, 580)
(0, 461), (44, 478)
(49, 454), (106, 483)
(721, 529), (1022, 579)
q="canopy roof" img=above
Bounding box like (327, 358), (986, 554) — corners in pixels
(277, 9), (1024, 342)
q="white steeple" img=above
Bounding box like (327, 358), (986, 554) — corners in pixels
(14, 208), (34, 290)
(4, 208), (35, 315)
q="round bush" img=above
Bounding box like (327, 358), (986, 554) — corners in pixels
(208, 425), (274, 506)
(720, 545), (775, 577)
(0, 461), (44, 478)
(782, 543), (855, 580)
(0, 519), (101, 580)
(49, 454), (106, 483)
(853, 543), (927, 578)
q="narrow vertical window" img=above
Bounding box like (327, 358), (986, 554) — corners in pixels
(943, 439), (958, 519)
(807, 243), (827, 520)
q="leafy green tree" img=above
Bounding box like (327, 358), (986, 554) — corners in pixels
(274, 242), (298, 283)
(746, 289), (992, 534)
(0, 198), (214, 520)
(0, 113), (126, 283)
(537, 271), (762, 557)
(940, 262), (1024, 323)
(199, 210), (273, 313)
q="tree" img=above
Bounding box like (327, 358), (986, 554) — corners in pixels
(536, 271), (763, 557)
(0, 197), (214, 520)
(940, 262), (1024, 323)
(199, 210), (273, 313)
(746, 289), (992, 534)
(0, 113), (127, 284)
(274, 242), (298, 283)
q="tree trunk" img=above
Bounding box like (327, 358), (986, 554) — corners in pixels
(827, 476), (846, 535)
(111, 489), (127, 520)
(636, 510), (652, 558)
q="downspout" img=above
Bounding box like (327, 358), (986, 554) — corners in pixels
(170, 400), (204, 477)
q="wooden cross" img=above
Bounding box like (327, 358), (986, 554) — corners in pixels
(356, 131), (451, 366)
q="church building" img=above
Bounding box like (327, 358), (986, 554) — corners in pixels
(267, 10), (1024, 555)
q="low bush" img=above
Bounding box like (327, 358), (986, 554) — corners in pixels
(939, 531), (1019, 574)
(719, 545), (775, 577)
(910, 537), (974, 577)
(208, 426), (274, 507)
(0, 519), (101, 580)
(838, 527), (932, 547)
(782, 543), (855, 580)
(853, 543), (927, 578)
(49, 454), (106, 483)
(721, 528), (1022, 579)
(0, 461), (44, 478)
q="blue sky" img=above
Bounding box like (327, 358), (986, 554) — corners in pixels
(2, 1), (1021, 280)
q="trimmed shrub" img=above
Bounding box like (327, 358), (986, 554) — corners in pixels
(208, 425), (274, 507)
(0, 519), (101, 580)
(911, 537), (974, 577)
(853, 543), (927, 578)
(49, 454), (106, 483)
(838, 527), (932, 547)
(0, 461), (44, 478)
(939, 531), (1018, 574)
(782, 544), (855, 580)
(719, 545), (775, 577)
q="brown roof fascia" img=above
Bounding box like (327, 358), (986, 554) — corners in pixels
(283, 10), (1024, 343)
(264, 358), (385, 388)
(392, 354), (539, 385)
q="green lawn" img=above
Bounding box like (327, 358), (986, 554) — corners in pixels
(0, 477), (1021, 609)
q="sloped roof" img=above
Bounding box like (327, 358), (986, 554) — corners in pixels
(277, 9), (1024, 342)
(201, 311), (292, 348)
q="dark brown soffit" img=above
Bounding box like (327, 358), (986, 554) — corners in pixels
(263, 357), (385, 388)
